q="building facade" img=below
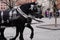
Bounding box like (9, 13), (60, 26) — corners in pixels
(0, 0), (37, 11)
(0, 1), (8, 11)
(0, 0), (60, 10)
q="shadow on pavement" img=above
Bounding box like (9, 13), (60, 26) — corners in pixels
(36, 24), (60, 30)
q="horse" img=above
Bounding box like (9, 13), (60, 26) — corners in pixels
(10, 2), (37, 40)
(10, 2), (43, 40)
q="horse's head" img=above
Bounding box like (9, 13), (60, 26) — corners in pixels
(29, 4), (44, 19)
(11, 2), (44, 19)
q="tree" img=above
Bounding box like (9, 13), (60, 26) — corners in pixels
(2, 0), (17, 9)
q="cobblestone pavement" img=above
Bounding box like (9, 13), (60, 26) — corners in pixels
(36, 18), (60, 30)
(4, 18), (60, 40)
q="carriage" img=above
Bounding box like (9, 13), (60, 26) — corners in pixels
(0, 0), (43, 40)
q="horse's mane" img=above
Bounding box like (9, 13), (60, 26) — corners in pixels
(20, 2), (36, 15)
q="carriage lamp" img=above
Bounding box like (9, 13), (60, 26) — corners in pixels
(1, 11), (4, 23)
(13, 10), (17, 18)
(9, 10), (12, 19)
(7, 19), (9, 23)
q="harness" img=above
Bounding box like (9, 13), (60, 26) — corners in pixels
(16, 2), (36, 18)
(17, 6), (28, 18)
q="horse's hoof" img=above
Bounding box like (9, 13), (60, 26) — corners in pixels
(19, 39), (24, 40)
(30, 34), (34, 39)
(19, 37), (24, 40)
(30, 36), (33, 39)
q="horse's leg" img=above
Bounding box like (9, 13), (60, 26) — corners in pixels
(19, 31), (24, 40)
(19, 26), (25, 40)
(27, 23), (34, 40)
(27, 17), (34, 39)
(10, 26), (25, 40)
(10, 27), (19, 40)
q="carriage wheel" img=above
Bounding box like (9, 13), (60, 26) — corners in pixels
(4, 27), (16, 40)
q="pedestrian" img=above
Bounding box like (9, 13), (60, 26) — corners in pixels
(56, 9), (59, 17)
(45, 8), (49, 17)
(49, 8), (53, 18)
(58, 9), (60, 17)
(45, 10), (48, 17)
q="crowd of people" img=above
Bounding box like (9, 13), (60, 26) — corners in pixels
(36, 5), (60, 18)
(45, 8), (60, 18)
